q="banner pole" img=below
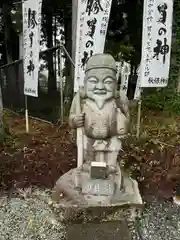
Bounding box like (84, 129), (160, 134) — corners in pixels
(72, 0), (83, 168)
(25, 95), (29, 133)
(136, 98), (142, 139)
(76, 91), (84, 168)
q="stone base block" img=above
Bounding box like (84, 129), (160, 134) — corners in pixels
(50, 197), (143, 240)
(67, 220), (131, 240)
(52, 168), (143, 208)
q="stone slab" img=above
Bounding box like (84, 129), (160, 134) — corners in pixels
(67, 220), (131, 240)
(82, 179), (115, 196)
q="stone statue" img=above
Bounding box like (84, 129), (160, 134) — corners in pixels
(52, 54), (142, 207)
(69, 54), (128, 182)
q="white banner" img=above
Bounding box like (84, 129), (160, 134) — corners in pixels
(23, 0), (42, 97)
(120, 61), (130, 96)
(74, 0), (113, 92)
(116, 61), (122, 80)
(140, 0), (173, 88)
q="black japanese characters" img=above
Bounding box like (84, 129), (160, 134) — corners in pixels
(153, 38), (169, 64)
(86, 0), (103, 16)
(27, 60), (35, 76)
(86, 18), (97, 38)
(86, 40), (94, 48)
(153, 39), (162, 60)
(29, 31), (34, 47)
(81, 9), (98, 70)
(81, 50), (93, 70)
(160, 38), (169, 64)
(158, 27), (167, 35)
(157, 3), (167, 25)
(28, 8), (37, 28)
(153, 2), (169, 64)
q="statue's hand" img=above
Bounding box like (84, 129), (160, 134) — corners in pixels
(73, 113), (85, 128)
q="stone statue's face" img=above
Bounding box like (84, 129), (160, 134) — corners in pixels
(85, 68), (117, 108)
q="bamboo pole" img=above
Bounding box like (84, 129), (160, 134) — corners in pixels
(76, 91), (84, 168)
(25, 95), (29, 133)
(136, 99), (142, 139)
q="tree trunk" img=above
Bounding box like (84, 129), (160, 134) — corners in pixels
(0, 81), (5, 142)
(64, 11), (73, 104)
(46, 12), (56, 95)
(3, 3), (19, 101)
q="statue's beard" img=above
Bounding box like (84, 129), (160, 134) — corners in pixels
(86, 91), (113, 109)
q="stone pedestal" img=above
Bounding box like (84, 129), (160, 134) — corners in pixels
(50, 199), (143, 240)
(51, 168), (143, 239)
(52, 168), (142, 207)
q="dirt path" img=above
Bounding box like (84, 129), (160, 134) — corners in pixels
(0, 111), (180, 199)
(0, 113), (76, 190)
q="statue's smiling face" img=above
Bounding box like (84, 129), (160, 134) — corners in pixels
(85, 68), (116, 105)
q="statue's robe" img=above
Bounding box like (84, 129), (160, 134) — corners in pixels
(69, 91), (129, 167)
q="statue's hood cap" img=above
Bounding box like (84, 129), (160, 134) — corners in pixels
(85, 54), (117, 72)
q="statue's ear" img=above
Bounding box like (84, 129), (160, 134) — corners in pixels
(79, 86), (86, 98)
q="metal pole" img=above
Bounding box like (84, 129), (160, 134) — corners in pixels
(25, 95), (29, 133)
(60, 44), (75, 67)
(59, 44), (64, 123)
(0, 46), (59, 70)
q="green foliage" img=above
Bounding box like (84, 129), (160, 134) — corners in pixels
(105, 40), (134, 61)
(118, 44), (135, 62)
(142, 89), (167, 111)
(142, 87), (180, 114)
(0, 118), (12, 147)
(164, 93), (180, 113)
(106, 0), (143, 66)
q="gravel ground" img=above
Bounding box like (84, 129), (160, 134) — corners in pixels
(0, 189), (180, 240)
(136, 196), (180, 240)
(0, 189), (66, 240)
